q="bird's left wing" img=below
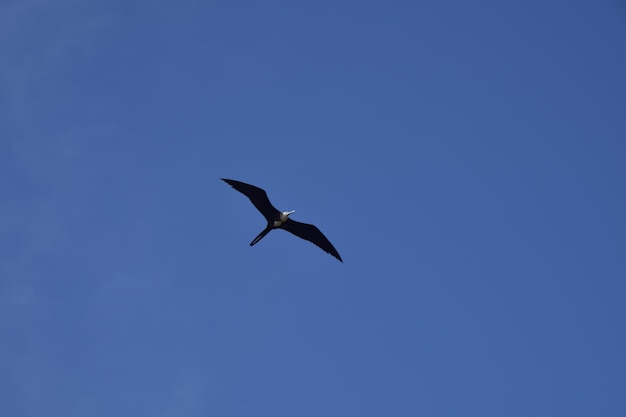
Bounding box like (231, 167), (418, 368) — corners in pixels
(280, 219), (343, 262)
(221, 178), (280, 222)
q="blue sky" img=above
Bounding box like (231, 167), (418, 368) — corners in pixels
(1, 1), (625, 416)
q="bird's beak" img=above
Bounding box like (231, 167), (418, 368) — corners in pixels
(287, 210), (295, 215)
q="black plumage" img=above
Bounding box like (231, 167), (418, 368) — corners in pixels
(221, 178), (343, 262)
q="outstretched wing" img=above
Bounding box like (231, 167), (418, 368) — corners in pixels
(221, 179), (280, 222)
(280, 219), (343, 262)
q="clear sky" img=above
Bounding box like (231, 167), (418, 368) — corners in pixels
(2, 1), (625, 416)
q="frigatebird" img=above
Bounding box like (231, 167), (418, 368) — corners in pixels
(221, 178), (342, 262)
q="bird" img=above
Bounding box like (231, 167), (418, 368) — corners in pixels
(221, 178), (343, 262)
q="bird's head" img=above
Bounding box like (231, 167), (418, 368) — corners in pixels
(280, 210), (295, 221)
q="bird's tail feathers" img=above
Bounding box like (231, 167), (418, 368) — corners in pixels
(250, 227), (271, 246)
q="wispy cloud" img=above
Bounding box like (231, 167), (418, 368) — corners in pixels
(1, 3), (118, 414)
(1, 0), (112, 123)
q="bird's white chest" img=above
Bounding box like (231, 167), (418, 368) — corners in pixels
(274, 211), (291, 227)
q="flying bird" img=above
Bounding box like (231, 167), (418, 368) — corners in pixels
(221, 178), (342, 262)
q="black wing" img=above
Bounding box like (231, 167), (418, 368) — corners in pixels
(221, 179), (280, 222)
(280, 219), (343, 262)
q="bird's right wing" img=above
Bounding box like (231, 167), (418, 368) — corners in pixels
(280, 219), (343, 262)
(221, 179), (280, 222)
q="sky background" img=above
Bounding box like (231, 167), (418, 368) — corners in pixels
(1, 1), (625, 416)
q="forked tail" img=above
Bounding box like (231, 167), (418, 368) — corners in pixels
(250, 226), (272, 246)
